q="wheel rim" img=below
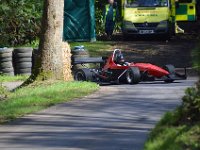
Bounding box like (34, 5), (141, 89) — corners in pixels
(126, 70), (133, 83)
(76, 72), (86, 81)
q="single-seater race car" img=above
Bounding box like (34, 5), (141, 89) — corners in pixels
(73, 49), (187, 84)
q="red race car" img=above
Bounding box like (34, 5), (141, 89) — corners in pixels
(74, 49), (187, 84)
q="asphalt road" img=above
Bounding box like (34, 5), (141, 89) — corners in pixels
(0, 77), (197, 150)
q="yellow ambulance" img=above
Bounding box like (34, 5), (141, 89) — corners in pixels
(121, 0), (197, 38)
(175, 0), (197, 21)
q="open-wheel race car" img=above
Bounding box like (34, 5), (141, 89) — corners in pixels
(73, 49), (187, 84)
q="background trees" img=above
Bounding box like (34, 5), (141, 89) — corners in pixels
(0, 0), (122, 47)
(0, 0), (43, 47)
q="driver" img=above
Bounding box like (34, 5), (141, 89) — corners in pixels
(115, 53), (125, 65)
(114, 51), (129, 66)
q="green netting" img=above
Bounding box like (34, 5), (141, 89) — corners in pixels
(63, 0), (96, 41)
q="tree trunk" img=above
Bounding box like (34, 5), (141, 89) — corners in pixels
(33, 0), (72, 81)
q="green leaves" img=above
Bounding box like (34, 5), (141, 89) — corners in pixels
(182, 82), (200, 122)
(0, 0), (43, 47)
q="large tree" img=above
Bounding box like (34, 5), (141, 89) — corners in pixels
(33, 0), (72, 81)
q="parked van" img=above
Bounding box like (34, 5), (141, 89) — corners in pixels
(121, 0), (197, 38)
(175, 0), (197, 22)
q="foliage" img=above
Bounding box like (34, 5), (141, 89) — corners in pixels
(145, 121), (200, 150)
(145, 79), (200, 150)
(192, 41), (200, 71)
(0, 81), (99, 124)
(0, 0), (43, 47)
(95, 7), (105, 35)
(0, 0), (123, 46)
(181, 81), (200, 122)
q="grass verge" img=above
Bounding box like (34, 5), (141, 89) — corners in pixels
(0, 75), (28, 82)
(0, 81), (99, 124)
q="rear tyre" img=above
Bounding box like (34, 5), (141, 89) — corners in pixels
(126, 67), (141, 84)
(74, 68), (94, 82)
(163, 64), (175, 83)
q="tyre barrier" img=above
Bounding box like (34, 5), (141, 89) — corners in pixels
(0, 48), (14, 76)
(13, 47), (33, 75)
(71, 46), (89, 72)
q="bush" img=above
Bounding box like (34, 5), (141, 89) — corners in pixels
(95, 7), (105, 36)
(192, 40), (200, 72)
(181, 81), (200, 122)
(0, 0), (43, 47)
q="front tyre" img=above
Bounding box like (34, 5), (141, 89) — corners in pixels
(126, 67), (141, 84)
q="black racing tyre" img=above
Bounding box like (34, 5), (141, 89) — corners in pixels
(15, 68), (32, 74)
(13, 57), (32, 63)
(0, 57), (12, 62)
(15, 62), (32, 69)
(163, 64), (175, 83)
(71, 48), (88, 55)
(14, 52), (32, 58)
(0, 48), (13, 54)
(71, 49), (89, 60)
(0, 62), (13, 68)
(1, 72), (14, 76)
(126, 67), (141, 84)
(71, 49), (90, 71)
(74, 68), (93, 82)
(1, 68), (13, 72)
(0, 52), (12, 58)
(14, 47), (33, 53)
(15, 72), (31, 75)
(0, 67), (14, 73)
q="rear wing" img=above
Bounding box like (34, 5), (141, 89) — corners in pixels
(72, 57), (106, 65)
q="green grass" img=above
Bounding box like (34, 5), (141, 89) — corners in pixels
(144, 109), (200, 150)
(20, 40), (116, 56)
(0, 75), (29, 82)
(0, 81), (99, 124)
(69, 41), (115, 56)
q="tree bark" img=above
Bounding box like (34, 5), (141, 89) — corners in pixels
(33, 0), (72, 81)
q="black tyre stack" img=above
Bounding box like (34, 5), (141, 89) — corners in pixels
(0, 48), (14, 76)
(71, 46), (89, 72)
(13, 47), (33, 75)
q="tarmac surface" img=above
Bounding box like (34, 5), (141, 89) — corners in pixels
(0, 77), (197, 150)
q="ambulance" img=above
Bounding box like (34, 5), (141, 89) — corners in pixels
(121, 0), (197, 38)
(176, 0), (197, 22)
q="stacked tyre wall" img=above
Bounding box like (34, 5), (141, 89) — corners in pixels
(71, 46), (89, 72)
(0, 48), (14, 76)
(13, 47), (33, 75)
(1, 46), (85, 76)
